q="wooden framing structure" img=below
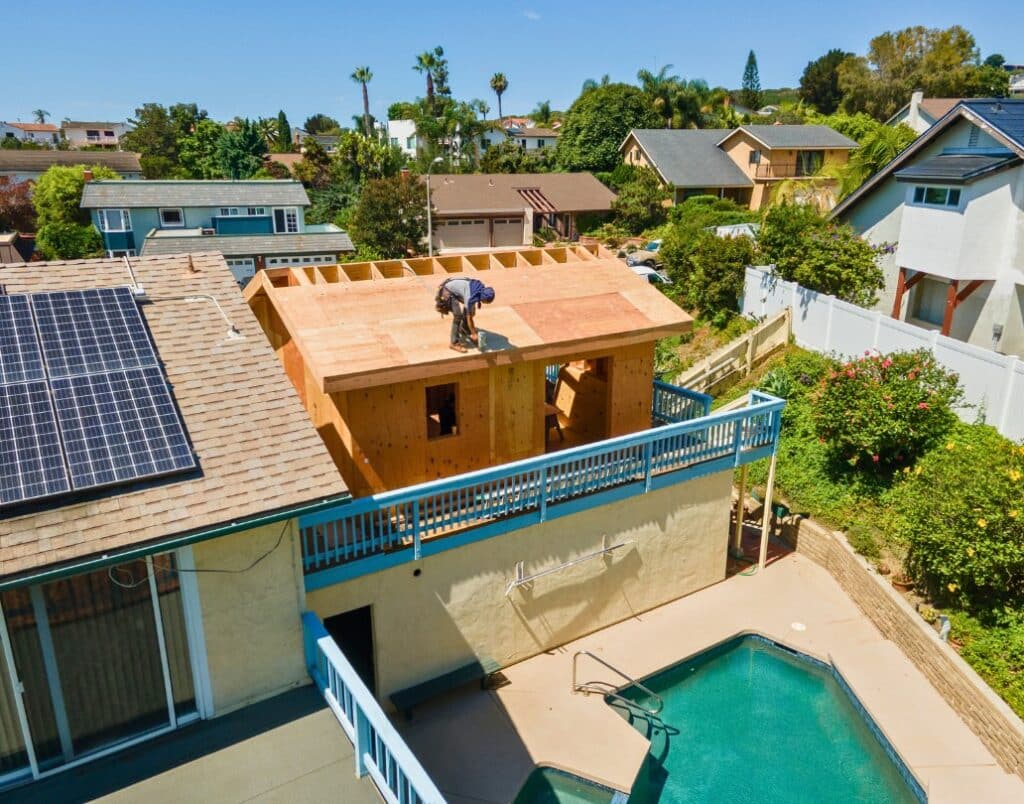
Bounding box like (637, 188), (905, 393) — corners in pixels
(245, 245), (693, 497)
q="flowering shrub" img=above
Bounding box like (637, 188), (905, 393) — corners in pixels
(813, 349), (962, 470)
(890, 425), (1024, 614)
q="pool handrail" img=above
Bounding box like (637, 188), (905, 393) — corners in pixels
(572, 650), (664, 715)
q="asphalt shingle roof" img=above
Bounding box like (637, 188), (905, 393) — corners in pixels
(961, 99), (1024, 150)
(0, 150), (142, 173)
(81, 180), (310, 209)
(140, 231), (355, 257)
(723, 125), (858, 149)
(894, 152), (1022, 183)
(628, 130), (753, 188)
(0, 252), (346, 581)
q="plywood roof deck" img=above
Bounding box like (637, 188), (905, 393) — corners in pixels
(247, 246), (692, 394)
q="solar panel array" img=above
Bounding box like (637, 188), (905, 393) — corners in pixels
(0, 287), (196, 508)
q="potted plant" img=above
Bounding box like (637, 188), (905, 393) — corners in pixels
(891, 572), (915, 592)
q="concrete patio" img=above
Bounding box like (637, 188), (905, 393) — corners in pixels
(398, 551), (1024, 804)
(6, 687), (379, 804)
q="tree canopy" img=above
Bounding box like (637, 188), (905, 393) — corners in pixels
(0, 177), (34, 232)
(799, 49), (853, 114)
(303, 114), (341, 135)
(556, 83), (661, 172)
(215, 119), (268, 179)
(741, 51), (762, 110)
(348, 174), (428, 258)
(33, 164), (120, 259)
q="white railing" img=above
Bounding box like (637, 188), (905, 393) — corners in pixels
(742, 266), (1024, 442)
(302, 612), (446, 804)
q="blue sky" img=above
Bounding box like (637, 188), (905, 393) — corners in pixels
(5, 1), (1020, 127)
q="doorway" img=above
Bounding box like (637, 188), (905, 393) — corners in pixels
(324, 606), (376, 696)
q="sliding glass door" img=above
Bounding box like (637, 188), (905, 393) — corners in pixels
(0, 553), (198, 781)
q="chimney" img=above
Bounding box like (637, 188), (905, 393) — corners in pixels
(83, 169), (93, 183)
(908, 90), (924, 130)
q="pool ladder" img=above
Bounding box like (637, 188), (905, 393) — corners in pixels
(572, 650), (665, 716)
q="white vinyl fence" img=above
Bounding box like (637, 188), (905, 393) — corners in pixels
(742, 266), (1024, 443)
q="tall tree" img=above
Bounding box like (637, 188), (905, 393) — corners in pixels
(799, 49), (853, 114)
(351, 67), (374, 136)
(122, 103), (177, 177)
(254, 117), (279, 150)
(276, 111), (292, 152)
(556, 83), (661, 172)
(415, 51), (439, 113)
(741, 50), (762, 110)
(216, 119), (268, 179)
(531, 100), (552, 126)
(637, 65), (681, 128)
(348, 174), (429, 258)
(490, 73), (508, 122)
(32, 109), (50, 124)
(178, 119), (228, 179)
(581, 75), (611, 94)
(839, 26), (1007, 120)
(33, 164), (119, 259)
(0, 177), (35, 232)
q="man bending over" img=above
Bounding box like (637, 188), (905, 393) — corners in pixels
(436, 277), (496, 352)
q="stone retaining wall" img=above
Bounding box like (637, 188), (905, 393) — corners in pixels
(781, 516), (1024, 779)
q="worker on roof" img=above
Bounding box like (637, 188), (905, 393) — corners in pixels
(436, 277), (495, 352)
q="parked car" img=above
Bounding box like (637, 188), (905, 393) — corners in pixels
(626, 239), (662, 268)
(631, 265), (672, 285)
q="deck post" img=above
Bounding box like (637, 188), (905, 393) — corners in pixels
(733, 464), (748, 555)
(758, 453), (778, 570)
(354, 707), (371, 776)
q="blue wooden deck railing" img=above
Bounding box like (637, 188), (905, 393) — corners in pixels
(652, 380), (712, 423)
(302, 612), (447, 804)
(300, 387), (784, 589)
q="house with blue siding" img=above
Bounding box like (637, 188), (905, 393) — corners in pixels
(80, 179), (354, 284)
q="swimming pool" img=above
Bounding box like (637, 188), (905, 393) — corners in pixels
(613, 635), (924, 803)
(512, 766), (622, 804)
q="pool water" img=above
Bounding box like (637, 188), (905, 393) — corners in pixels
(615, 636), (923, 803)
(513, 766), (619, 804)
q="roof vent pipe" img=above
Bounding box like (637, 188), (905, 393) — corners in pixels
(122, 255), (146, 298)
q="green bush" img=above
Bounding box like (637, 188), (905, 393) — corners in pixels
(890, 424), (1024, 613)
(813, 349), (962, 470)
(685, 232), (757, 324)
(611, 167), (669, 235)
(36, 221), (103, 260)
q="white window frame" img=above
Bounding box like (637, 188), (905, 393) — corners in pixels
(98, 208), (131, 232)
(159, 208), (184, 228)
(273, 207), (299, 234)
(911, 185), (962, 209)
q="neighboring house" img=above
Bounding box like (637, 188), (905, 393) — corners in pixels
(620, 124), (858, 209)
(1011, 73), (1024, 97)
(426, 172), (616, 250)
(60, 120), (132, 149)
(243, 244), (783, 729)
(292, 128), (339, 153)
(0, 232), (34, 263)
(502, 125), (558, 151)
(79, 179), (355, 284)
(833, 99), (1024, 358)
(0, 121), (60, 147)
(0, 252), (347, 793)
(0, 150), (142, 184)
(387, 120), (556, 159)
(386, 119), (420, 157)
(886, 91), (963, 134)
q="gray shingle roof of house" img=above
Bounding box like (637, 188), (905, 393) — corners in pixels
(0, 150), (142, 173)
(81, 180), (310, 209)
(721, 125), (858, 149)
(628, 129), (753, 188)
(961, 99), (1024, 150)
(140, 230), (354, 257)
(894, 152), (1022, 183)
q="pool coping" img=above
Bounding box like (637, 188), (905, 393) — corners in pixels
(397, 553), (1024, 803)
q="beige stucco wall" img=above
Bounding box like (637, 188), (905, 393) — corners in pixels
(194, 520), (308, 715)
(307, 470), (732, 701)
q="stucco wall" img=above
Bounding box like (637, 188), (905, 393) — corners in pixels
(307, 470), (733, 700)
(194, 520), (307, 715)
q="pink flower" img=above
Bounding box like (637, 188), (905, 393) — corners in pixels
(907, 372), (916, 380)
(917, 402), (929, 409)
(864, 350), (870, 356)
(872, 454), (880, 463)
(882, 358), (892, 369)
(847, 370), (856, 378)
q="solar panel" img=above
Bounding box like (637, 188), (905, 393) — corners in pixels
(0, 381), (71, 505)
(51, 367), (196, 490)
(0, 295), (45, 385)
(32, 286), (158, 379)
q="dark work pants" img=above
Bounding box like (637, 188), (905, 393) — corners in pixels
(450, 299), (471, 344)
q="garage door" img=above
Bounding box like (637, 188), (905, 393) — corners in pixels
(225, 258), (255, 287)
(436, 219), (488, 250)
(493, 217), (524, 247)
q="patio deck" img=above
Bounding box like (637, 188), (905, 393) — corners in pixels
(397, 551), (1024, 804)
(6, 687), (379, 804)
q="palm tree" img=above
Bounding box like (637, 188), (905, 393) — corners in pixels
(581, 74), (610, 94)
(637, 65), (681, 128)
(840, 124), (917, 196)
(254, 117), (279, 149)
(531, 100), (552, 126)
(351, 66), (373, 136)
(415, 52), (439, 113)
(490, 73), (508, 123)
(32, 109), (49, 124)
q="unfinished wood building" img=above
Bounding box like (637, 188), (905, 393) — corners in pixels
(245, 245), (693, 497)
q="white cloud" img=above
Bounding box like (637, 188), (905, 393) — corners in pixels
(523, 9), (540, 20)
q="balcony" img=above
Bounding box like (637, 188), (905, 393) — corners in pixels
(753, 159), (828, 180)
(299, 384), (783, 589)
